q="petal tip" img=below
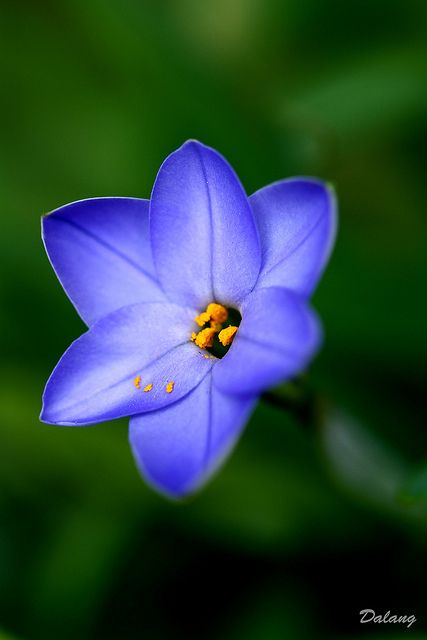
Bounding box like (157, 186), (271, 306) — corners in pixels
(180, 138), (204, 148)
(39, 405), (70, 427)
(40, 381), (87, 427)
(40, 394), (78, 426)
(129, 435), (198, 500)
(41, 209), (54, 234)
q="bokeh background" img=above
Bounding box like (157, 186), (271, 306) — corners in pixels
(1, 1), (427, 638)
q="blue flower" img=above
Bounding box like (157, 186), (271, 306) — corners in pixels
(40, 140), (337, 498)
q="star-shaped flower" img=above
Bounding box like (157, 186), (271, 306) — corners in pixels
(40, 140), (337, 497)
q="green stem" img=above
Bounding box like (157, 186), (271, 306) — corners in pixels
(261, 378), (327, 429)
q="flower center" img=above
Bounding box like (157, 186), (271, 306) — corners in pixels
(191, 302), (241, 359)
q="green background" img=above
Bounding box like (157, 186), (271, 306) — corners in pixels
(1, 1), (427, 638)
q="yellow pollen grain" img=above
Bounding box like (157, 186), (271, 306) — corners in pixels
(166, 381), (174, 393)
(194, 311), (210, 327)
(133, 375), (141, 389)
(143, 383), (153, 392)
(218, 325), (238, 346)
(210, 320), (222, 332)
(206, 303), (228, 323)
(194, 327), (216, 349)
(191, 332), (197, 342)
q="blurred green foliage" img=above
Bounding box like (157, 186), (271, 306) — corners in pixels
(1, 0), (426, 638)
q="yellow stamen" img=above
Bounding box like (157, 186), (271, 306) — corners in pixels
(133, 375), (141, 389)
(218, 325), (238, 346)
(166, 381), (175, 393)
(191, 332), (197, 342)
(210, 320), (222, 332)
(194, 327), (216, 349)
(143, 383), (153, 392)
(194, 311), (210, 327)
(206, 303), (228, 324)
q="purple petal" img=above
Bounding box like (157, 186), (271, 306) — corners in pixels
(213, 287), (321, 395)
(250, 179), (337, 296)
(150, 140), (261, 308)
(41, 303), (214, 426)
(42, 198), (167, 326)
(129, 372), (256, 498)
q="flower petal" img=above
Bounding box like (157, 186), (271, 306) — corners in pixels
(41, 303), (214, 425)
(150, 140), (261, 307)
(129, 372), (256, 498)
(250, 179), (337, 296)
(42, 197), (166, 326)
(213, 287), (321, 395)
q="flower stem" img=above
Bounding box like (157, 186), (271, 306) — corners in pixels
(261, 377), (327, 429)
